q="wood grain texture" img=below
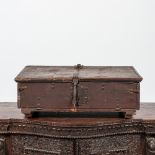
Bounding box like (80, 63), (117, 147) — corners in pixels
(15, 65), (142, 118)
(15, 66), (142, 82)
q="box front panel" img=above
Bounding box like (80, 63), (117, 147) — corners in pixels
(18, 82), (73, 109)
(78, 82), (139, 110)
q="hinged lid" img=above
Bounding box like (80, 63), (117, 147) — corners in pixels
(15, 65), (143, 82)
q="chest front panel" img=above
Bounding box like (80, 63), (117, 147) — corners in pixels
(18, 81), (139, 111)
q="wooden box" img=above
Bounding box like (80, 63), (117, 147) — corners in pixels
(15, 64), (142, 118)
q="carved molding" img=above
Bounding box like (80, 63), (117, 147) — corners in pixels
(0, 120), (154, 139)
(0, 130), (145, 139)
(146, 137), (155, 154)
(91, 148), (129, 155)
(0, 119), (154, 155)
(0, 139), (6, 155)
(24, 147), (60, 155)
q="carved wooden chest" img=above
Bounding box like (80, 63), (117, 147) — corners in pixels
(0, 102), (155, 155)
(15, 65), (142, 118)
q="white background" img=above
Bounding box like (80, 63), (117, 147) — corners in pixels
(0, 0), (155, 102)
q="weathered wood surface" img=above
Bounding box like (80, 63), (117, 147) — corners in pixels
(15, 66), (142, 82)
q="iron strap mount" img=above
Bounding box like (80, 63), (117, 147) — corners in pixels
(72, 64), (83, 108)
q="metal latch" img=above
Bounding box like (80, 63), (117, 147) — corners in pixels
(72, 64), (83, 108)
(128, 89), (139, 94)
(72, 75), (79, 108)
(18, 86), (27, 92)
(74, 64), (83, 70)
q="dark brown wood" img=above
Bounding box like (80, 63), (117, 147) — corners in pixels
(0, 102), (154, 155)
(15, 65), (142, 82)
(15, 65), (142, 118)
(0, 102), (154, 120)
